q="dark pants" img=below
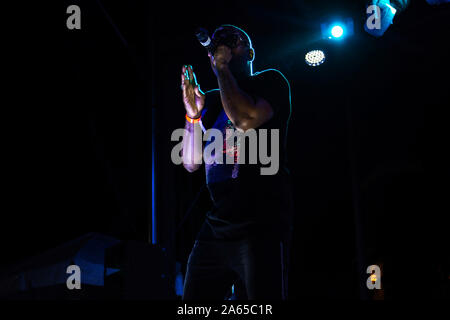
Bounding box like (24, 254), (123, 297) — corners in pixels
(182, 235), (290, 300)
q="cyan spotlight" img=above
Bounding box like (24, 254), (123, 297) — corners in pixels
(321, 18), (354, 40)
(331, 25), (344, 38)
(305, 50), (326, 67)
(364, 0), (397, 37)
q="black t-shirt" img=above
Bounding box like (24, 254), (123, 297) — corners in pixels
(197, 69), (294, 241)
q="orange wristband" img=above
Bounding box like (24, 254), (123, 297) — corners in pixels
(185, 114), (202, 123)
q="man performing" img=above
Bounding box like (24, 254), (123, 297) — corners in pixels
(180, 25), (294, 300)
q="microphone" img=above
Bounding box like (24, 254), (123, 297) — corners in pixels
(195, 28), (215, 53)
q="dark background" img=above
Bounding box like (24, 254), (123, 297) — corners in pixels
(3, 0), (449, 299)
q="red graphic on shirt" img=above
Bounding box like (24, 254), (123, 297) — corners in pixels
(223, 120), (240, 163)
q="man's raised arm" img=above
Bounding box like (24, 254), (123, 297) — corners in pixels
(180, 65), (204, 172)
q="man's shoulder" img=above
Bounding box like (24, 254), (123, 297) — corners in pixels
(251, 69), (289, 88)
(250, 69), (290, 108)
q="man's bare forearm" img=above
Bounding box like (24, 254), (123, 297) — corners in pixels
(181, 119), (203, 172)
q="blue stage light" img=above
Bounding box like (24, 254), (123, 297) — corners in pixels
(426, 0), (450, 4)
(365, 0), (397, 37)
(385, 3), (397, 14)
(321, 18), (354, 40)
(175, 262), (184, 296)
(331, 25), (344, 38)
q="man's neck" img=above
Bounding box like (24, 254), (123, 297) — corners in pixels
(233, 69), (252, 84)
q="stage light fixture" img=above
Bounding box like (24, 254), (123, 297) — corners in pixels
(331, 25), (344, 38)
(305, 50), (326, 67)
(321, 18), (354, 40)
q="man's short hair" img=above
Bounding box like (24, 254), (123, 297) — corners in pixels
(212, 24), (252, 49)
